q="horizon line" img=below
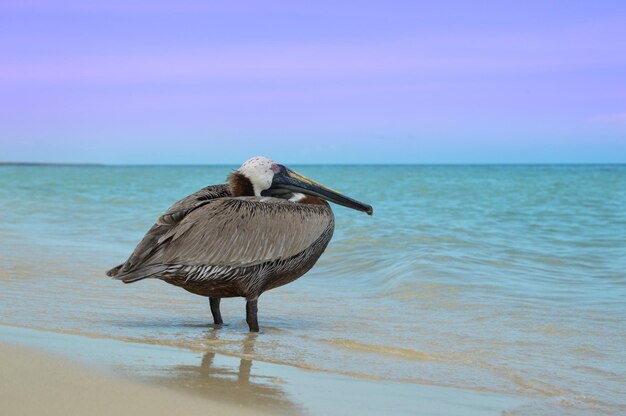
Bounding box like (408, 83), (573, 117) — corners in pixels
(2, 161), (625, 167)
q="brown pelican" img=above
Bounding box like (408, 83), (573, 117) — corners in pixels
(107, 156), (372, 332)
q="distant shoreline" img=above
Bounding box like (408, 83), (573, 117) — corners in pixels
(1, 162), (625, 167)
(0, 162), (104, 166)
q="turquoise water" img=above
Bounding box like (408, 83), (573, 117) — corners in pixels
(1, 164), (625, 414)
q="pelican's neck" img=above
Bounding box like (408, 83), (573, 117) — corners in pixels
(228, 172), (255, 197)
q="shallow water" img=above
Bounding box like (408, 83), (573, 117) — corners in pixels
(1, 164), (625, 414)
(1, 325), (522, 416)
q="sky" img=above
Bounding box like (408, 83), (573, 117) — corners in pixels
(1, 1), (625, 164)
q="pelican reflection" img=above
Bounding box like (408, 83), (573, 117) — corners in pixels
(151, 331), (301, 414)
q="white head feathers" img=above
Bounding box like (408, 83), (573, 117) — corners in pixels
(237, 156), (279, 196)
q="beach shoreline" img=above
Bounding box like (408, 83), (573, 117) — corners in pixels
(0, 342), (266, 416)
(0, 324), (525, 415)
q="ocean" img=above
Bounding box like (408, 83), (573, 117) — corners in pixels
(1, 164), (625, 414)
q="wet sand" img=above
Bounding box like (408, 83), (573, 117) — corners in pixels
(0, 325), (525, 415)
(0, 342), (264, 416)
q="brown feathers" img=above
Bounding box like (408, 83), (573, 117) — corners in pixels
(228, 172), (255, 197)
(299, 195), (327, 206)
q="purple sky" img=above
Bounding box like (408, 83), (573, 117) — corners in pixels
(1, 1), (625, 164)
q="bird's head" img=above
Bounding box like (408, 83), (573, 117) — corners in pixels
(228, 156), (373, 215)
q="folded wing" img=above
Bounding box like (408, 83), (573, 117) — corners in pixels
(160, 197), (332, 267)
(108, 193), (332, 282)
(107, 184), (230, 277)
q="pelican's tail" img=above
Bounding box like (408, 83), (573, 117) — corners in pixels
(106, 264), (124, 277)
(106, 264), (166, 284)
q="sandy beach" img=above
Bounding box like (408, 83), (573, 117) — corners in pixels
(0, 342), (265, 416)
(0, 325), (525, 415)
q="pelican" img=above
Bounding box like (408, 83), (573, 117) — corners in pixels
(107, 156), (372, 332)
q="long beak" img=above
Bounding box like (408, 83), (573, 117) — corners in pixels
(271, 168), (373, 215)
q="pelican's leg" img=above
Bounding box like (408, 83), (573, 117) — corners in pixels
(246, 299), (259, 332)
(209, 297), (223, 325)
